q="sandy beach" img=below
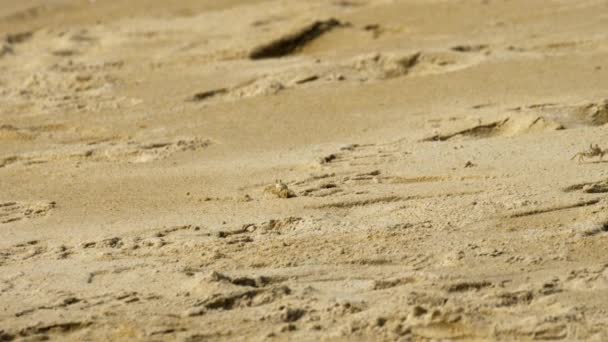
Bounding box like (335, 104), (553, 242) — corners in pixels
(2, 0), (608, 340)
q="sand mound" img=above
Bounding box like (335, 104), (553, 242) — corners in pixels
(514, 99), (608, 128)
(423, 114), (564, 141)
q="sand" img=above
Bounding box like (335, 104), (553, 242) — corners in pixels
(1, 0), (608, 340)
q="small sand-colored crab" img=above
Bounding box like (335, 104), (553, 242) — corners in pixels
(571, 144), (606, 162)
(264, 180), (296, 198)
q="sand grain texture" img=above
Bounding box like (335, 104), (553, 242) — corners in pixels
(2, 0), (608, 340)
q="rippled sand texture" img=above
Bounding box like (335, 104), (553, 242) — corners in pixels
(2, 0), (608, 340)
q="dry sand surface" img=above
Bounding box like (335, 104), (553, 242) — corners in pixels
(2, 0), (608, 340)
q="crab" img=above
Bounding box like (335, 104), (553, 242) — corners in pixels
(571, 144), (606, 162)
(264, 180), (296, 198)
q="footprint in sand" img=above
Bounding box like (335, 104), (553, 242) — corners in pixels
(0, 201), (55, 224)
(0, 137), (212, 168)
